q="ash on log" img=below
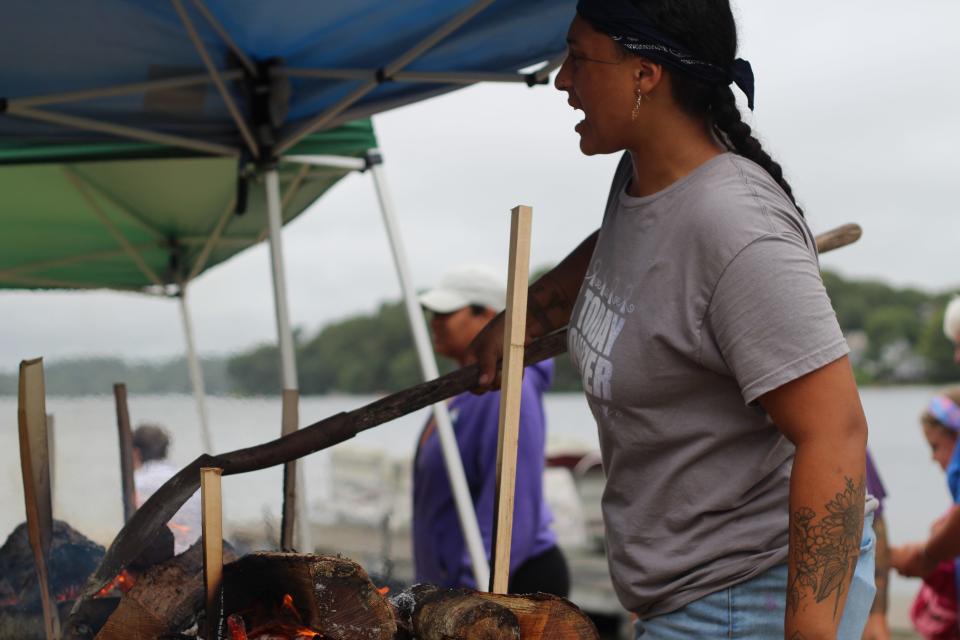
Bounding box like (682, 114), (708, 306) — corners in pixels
(0, 520), (107, 640)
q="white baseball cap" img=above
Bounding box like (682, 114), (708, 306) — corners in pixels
(944, 296), (960, 344)
(419, 265), (506, 314)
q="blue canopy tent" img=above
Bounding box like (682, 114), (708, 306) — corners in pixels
(1, 0), (576, 589)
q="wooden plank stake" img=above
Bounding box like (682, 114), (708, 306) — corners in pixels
(46, 413), (56, 503)
(18, 358), (61, 639)
(489, 205), (533, 594)
(114, 384), (137, 523)
(279, 389), (299, 550)
(201, 467), (224, 640)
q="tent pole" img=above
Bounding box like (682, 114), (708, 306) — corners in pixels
(365, 149), (491, 590)
(264, 169), (313, 552)
(178, 288), (214, 454)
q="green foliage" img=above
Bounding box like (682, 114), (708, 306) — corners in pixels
(226, 343), (282, 395)
(821, 270), (956, 383)
(0, 356), (231, 396)
(863, 306), (923, 359)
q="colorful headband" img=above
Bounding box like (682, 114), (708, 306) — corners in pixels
(576, 0), (756, 110)
(929, 395), (960, 432)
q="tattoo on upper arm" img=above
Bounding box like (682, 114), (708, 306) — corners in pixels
(527, 274), (571, 335)
(788, 476), (866, 618)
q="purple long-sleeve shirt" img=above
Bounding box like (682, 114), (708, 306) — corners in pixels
(412, 360), (558, 589)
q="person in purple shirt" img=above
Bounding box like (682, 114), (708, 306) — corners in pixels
(413, 265), (569, 595)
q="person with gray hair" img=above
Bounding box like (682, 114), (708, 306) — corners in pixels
(944, 297), (960, 364)
(132, 423), (201, 554)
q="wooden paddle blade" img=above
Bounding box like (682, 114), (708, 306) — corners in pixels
(18, 358), (61, 639)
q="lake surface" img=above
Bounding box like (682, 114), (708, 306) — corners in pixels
(0, 386), (950, 624)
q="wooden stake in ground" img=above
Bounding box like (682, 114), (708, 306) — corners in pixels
(279, 388), (299, 550)
(489, 205), (534, 594)
(18, 358), (61, 639)
(46, 413), (56, 503)
(201, 467), (224, 640)
(113, 384), (136, 523)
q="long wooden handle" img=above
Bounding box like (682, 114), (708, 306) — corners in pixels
(490, 205), (533, 593)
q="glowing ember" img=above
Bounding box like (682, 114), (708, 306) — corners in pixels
(281, 593), (303, 623)
(227, 613), (249, 640)
(377, 586), (390, 596)
(94, 569), (135, 597)
(228, 594), (323, 639)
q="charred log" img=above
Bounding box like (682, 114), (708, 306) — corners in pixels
(0, 520), (106, 639)
(91, 540), (236, 640)
(393, 584), (519, 640)
(0, 519), (104, 612)
(474, 592), (599, 640)
(221, 552), (395, 640)
(392, 585), (599, 640)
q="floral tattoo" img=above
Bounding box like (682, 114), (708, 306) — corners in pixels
(788, 476), (865, 618)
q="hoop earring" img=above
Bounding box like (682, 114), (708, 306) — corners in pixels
(631, 92), (646, 121)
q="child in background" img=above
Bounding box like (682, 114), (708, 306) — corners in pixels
(891, 387), (960, 640)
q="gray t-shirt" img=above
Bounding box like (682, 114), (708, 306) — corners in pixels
(568, 152), (848, 618)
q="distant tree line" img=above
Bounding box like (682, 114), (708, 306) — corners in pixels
(0, 356), (232, 396)
(1, 270), (956, 396)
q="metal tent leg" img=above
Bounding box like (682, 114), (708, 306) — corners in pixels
(366, 148), (491, 590)
(264, 169), (313, 552)
(178, 289), (214, 454)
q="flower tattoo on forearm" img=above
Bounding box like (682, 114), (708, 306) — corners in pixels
(788, 476), (866, 618)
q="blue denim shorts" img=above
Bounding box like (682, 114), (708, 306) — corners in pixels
(635, 510), (877, 639)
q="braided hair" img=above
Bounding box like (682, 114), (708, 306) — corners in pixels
(610, 0), (803, 215)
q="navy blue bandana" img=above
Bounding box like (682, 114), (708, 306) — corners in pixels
(576, 0), (756, 110)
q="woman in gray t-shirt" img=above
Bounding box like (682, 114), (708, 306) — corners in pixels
(468, 1), (876, 638)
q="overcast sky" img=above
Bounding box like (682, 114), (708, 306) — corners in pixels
(2, 0), (958, 369)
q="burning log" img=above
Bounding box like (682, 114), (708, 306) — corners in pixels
(221, 552), (395, 640)
(92, 539), (237, 640)
(0, 520), (106, 640)
(392, 585), (599, 640)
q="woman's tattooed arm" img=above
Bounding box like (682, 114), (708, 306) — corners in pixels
(524, 231), (598, 339)
(788, 476), (866, 618)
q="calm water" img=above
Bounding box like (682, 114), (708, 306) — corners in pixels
(0, 387), (949, 619)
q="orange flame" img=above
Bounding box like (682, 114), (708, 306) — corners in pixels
(227, 614), (249, 640)
(377, 585), (390, 596)
(94, 569), (136, 597)
(281, 593), (303, 623)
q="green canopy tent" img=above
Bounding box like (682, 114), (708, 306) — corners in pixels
(0, 122), (376, 292)
(0, 122), (377, 548)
